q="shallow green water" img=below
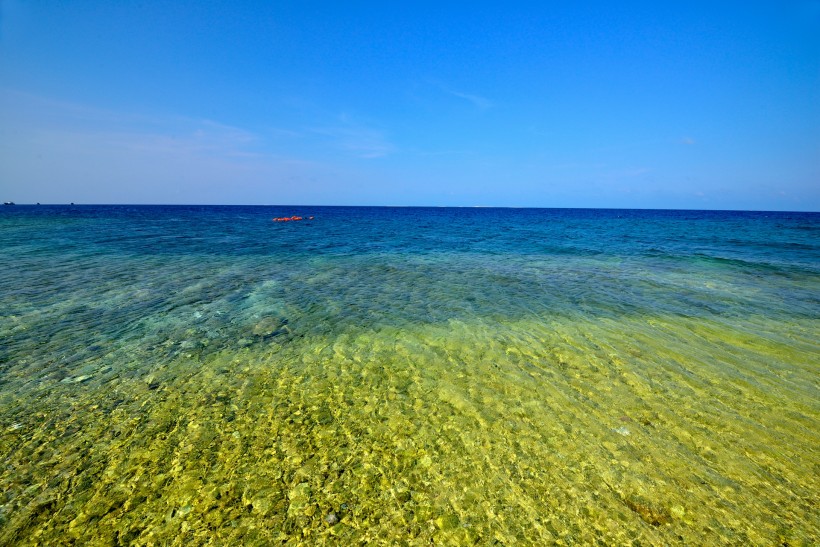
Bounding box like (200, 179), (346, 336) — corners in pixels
(1, 206), (818, 545)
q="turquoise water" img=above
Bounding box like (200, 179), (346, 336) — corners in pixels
(1, 205), (818, 545)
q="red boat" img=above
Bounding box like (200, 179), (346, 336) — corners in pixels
(272, 216), (314, 222)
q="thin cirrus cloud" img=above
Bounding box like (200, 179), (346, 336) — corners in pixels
(0, 89), (413, 168)
(440, 86), (493, 110)
(0, 90), (337, 203)
(0, 89), (410, 204)
(309, 115), (395, 159)
(0, 89), (261, 160)
(110, 120), (261, 160)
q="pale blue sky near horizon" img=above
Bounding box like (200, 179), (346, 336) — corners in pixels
(1, 1), (818, 210)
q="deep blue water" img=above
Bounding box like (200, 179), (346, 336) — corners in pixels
(3, 205), (818, 264)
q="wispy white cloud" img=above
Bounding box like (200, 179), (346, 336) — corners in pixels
(310, 114), (394, 158)
(0, 90), (348, 203)
(621, 167), (652, 177)
(441, 86), (493, 110)
(0, 89), (261, 159)
(117, 119), (261, 159)
(415, 149), (475, 157)
(681, 136), (696, 145)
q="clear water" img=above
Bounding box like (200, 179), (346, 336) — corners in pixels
(1, 205), (818, 545)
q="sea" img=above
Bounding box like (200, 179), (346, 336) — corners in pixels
(0, 205), (818, 545)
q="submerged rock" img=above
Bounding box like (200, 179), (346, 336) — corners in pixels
(61, 374), (93, 384)
(287, 482), (311, 516)
(435, 513), (460, 531)
(624, 495), (671, 526)
(252, 317), (289, 338)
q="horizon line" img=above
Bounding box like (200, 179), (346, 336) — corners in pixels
(3, 203), (818, 214)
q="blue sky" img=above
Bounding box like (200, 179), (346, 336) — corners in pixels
(1, 1), (818, 209)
